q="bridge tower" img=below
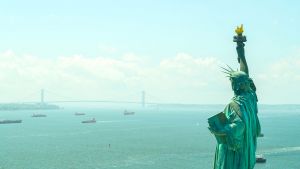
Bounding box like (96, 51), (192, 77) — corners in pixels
(41, 89), (45, 104)
(142, 90), (145, 107)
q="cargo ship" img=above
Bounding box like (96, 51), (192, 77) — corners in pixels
(32, 113), (47, 117)
(256, 154), (266, 163)
(0, 120), (22, 124)
(82, 118), (96, 123)
(124, 110), (135, 115)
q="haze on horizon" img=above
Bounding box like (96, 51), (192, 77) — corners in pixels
(0, 0), (299, 104)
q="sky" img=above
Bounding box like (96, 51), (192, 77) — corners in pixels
(0, 0), (300, 104)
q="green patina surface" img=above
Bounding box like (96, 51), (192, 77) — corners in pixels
(210, 26), (261, 169)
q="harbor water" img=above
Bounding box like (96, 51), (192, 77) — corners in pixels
(1, 105), (300, 169)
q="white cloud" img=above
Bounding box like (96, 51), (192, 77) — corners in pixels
(256, 56), (300, 104)
(0, 51), (233, 104)
(1, 50), (298, 104)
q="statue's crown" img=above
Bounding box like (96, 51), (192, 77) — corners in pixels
(221, 65), (249, 82)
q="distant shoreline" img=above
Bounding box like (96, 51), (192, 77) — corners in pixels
(148, 104), (300, 110)
(0, 103), (60, 111)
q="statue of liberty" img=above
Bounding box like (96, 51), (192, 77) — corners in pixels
(208, 25), (261, 169)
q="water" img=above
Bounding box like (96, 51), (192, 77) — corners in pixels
(1, 105), (300, 169)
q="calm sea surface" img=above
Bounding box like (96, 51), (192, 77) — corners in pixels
(1, 105), (300, 169)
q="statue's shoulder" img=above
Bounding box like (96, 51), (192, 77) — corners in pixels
(228, 101), (243, 119)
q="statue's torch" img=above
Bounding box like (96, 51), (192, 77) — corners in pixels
(233, 24), (246, 63)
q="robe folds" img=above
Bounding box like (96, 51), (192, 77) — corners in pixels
(213, 90), (261, 169)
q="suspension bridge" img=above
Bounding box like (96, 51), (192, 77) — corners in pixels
(3, 89), (157, 108)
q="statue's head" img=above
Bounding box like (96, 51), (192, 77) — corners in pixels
(229, 71), (251, 95)
(222, 66), (251, 95)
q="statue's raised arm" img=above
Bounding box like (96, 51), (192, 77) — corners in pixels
(209, 24), (261, 169)
(233, 24), (249, 75)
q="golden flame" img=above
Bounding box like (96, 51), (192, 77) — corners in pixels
(235, 24), (244, 35)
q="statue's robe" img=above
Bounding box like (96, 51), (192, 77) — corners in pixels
(213, 88), (261, 169)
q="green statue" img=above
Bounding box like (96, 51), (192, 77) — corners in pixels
(208, 25), (261, 169)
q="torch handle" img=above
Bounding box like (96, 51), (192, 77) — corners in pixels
(233, 35), (247, 62)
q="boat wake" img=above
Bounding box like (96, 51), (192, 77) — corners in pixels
(259, 146), (300, 155)
(98, 120), (139, 123)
